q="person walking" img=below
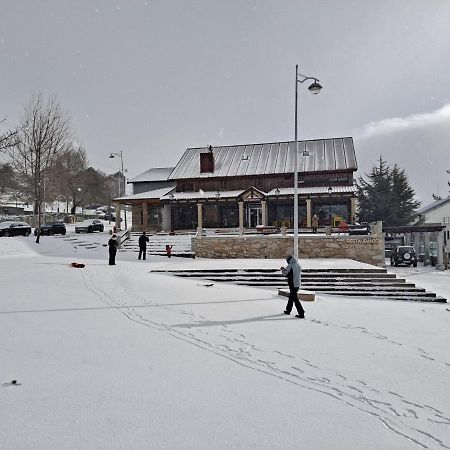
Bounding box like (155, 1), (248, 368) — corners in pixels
(281, 254), (305, 318)
(108, 234), (118, 265)
(312, 214), (319, 233)
(138, 231), (149, 260)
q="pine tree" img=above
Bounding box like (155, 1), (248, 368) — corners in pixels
(356, 157), (420, 226)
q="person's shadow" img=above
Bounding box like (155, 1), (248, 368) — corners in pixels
(171, 313), (287, 329)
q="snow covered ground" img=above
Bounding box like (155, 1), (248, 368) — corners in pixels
(1, 231), (449, 449)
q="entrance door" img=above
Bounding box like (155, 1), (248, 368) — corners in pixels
(247, 204), (262, 227)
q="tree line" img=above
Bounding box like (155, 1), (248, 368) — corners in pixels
(2, 93), (423, 229)
(0, 93), (119, 216)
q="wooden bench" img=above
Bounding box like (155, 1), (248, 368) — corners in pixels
(278, 288), (316, 301)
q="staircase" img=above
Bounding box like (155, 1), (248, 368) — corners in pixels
(151, 267), (447, 303)
(120, 232), (195, 257)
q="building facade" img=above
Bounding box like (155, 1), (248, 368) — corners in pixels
(117, 137), (358, 232)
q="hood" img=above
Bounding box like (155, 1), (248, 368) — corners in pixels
(286, 255), (294, 263)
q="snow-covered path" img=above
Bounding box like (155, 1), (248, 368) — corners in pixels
(1, 237), (449, 449)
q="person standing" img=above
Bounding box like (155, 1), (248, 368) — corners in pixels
(281, 255), (305, 318)
(138, 231), (149, 260)
(108, 234), (118, 265)
(312, 214), (319, 233)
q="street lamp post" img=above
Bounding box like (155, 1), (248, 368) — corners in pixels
(328, 186), (333, 226)
(293, 65), (322, 259)
(109, 150), (127, 230)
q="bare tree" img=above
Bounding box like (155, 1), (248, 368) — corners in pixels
(8, 93), (73, 242)
(0, 118), (18, 152)
(46, 146), (88, 213)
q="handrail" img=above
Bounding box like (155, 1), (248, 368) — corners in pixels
(117, 229), (130, 248)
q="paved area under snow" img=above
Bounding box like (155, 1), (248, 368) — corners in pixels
(1, 232), (449, 449)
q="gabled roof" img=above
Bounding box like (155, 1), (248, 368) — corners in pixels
(169, 137), (357, 180)
(130, 167), (174, 183)
(416, 196), (450, 215)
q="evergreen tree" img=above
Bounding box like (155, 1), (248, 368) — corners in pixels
(356, 157), (420, 226)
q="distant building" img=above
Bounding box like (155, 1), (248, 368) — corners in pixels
(414, 197), (450, 262)
(117, 137), (358, 232)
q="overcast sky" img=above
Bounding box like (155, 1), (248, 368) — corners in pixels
(1, 0), (450, 203)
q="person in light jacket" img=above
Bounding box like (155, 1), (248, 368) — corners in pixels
(312, 214), (319, 233)
(281, 255), (305, 318)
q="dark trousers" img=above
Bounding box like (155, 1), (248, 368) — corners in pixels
(109, 249), (117, 265)
(138, 247), (146, 260)
(285, 287), (305, 315)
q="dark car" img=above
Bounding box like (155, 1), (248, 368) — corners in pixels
(348, 224), (371, 235)
(390, 245), (418, 267)
(75, 219), (104, 233)
(0, 221), (32, 237)
(34, 221), (66, 236)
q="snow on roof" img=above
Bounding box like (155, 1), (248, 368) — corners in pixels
(416, 196), (450, 215)
(114, 185), (175, 201)
(162, 190), (245, 201)
(268, 185), (356, 196)
(130, 167), (174, 183)
(169, 137), (357, 180)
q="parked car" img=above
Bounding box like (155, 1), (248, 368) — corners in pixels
(34, 221), (66, 236)
(0, 221), (32, 237)
(75, 219), (104, 233)
(390, 245), (418, 267)
(348, 223), (371, 235)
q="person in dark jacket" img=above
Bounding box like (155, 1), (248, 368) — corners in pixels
(108, 234), (118, 265)
(138, 231), (149, 260)
(281, 255), (305, 318)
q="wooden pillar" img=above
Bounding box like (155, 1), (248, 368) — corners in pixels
(350, 197), (357, 223)
(114, 202), (121, 231)
(197, 202), (203, 237)
(436, 230), (445, 270)
(306, 198), (312, 228)
(142, 202), (148, 231)
(239, 201), (244, 236)
(261, 200), (267, 226)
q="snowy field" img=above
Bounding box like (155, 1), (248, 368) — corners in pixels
(1, 229), (450, 450)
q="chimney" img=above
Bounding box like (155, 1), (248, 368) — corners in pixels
(200, 145), (215, 173)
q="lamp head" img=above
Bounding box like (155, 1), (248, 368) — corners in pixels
(308, 81), (323, 95)
(109, 153), (115, 159)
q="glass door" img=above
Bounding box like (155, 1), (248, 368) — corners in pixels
(247, 204), (262, 227)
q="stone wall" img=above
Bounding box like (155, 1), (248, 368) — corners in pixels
(192, 235), (385, 266)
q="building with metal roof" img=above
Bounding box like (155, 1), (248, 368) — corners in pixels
(116, 137), (358, 233)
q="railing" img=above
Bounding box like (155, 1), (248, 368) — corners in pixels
(117, 229), (130, 248)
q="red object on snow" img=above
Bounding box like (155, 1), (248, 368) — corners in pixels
(165, 245), (173, 258)
(71, 262), (85, 268)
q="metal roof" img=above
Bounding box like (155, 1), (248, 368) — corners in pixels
(416, 196), (450, 215)
(113, 185), (175, 201)
(162, 190), (245, 201)
(130, 167), (174, 183)
(268, 186), (356, 196)
(169, 137), (357, 180)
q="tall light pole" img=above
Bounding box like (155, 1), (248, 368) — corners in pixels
(293, 65), (322, 259)
(109, 150), (127, 230)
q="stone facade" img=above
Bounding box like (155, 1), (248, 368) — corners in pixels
(192, 235), (385, 267)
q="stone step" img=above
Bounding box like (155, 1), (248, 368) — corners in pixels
(234, 281), (425, 291)
(171, 272), (398, 280)
(150, 268), (446, 303)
